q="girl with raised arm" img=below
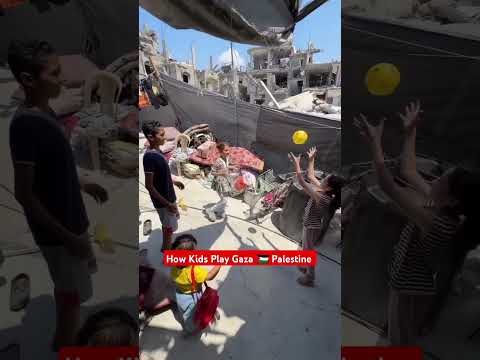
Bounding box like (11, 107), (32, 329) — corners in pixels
(289, 150), (344, 287)
(354, 101), (479, 345)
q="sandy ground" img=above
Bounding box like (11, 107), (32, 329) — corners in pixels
(0, 169), (138, 360)
(138, 145), (342, 360)
(0, 74), (138, 359)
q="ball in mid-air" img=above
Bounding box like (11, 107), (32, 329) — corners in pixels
(292, 130), (308, 145)
(365, 63), (400, 96)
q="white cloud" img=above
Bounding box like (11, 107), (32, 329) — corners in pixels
(217, 49), (246, 69)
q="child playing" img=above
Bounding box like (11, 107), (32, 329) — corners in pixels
(289, 150), (344, 287)
(205, 142), (238, 222)
(170, 234), (221, 335)
(8, 39), (108, 351)
(142, 120), (185, 252)
(354, 101), (478, 345)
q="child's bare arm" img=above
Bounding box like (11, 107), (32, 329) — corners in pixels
(306, 147), (322, 188)
(206, 265), (221, 281)
(289, 152), (323, 203)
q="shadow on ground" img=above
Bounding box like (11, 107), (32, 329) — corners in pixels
(0, 295), (137, 360)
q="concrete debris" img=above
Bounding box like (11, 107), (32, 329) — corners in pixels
(343, 0), (480, 25)
(270, 90), (341, 118)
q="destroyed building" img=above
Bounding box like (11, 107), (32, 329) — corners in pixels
(197, 65), (221, 92)
(246, 42), (341, 105)
(139, 28), (341, 111)
(139, 26), (199, 88)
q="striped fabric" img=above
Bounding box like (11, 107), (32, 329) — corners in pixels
(211, 158), (232, 195)
(303, 193), (333, 229)
(389, 207), (460, 295)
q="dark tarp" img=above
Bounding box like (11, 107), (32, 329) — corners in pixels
(342, 14), (480, 168)
(342, 177), (408, 329)
(148, 73), (341, 175)
(139, 0), (328, 46)
(271, 183), (311, 243)
(0, 0), (138, 67)
(342, 14), (480, 352)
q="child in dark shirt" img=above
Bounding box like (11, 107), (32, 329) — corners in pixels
(142, 120), (185, 252)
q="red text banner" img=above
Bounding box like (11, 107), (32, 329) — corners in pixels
(163, 250), (317, 266)
(59, 347), (139, 360)
(341, 347), (422, 360)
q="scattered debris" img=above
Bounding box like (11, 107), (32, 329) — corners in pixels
(344, 0), (480, 29)
(271, 90), (341, 118)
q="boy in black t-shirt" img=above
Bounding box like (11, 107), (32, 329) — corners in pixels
(8, 40), (108, 351)
(142, 120), (184, 252)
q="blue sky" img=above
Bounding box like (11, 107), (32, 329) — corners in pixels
(139, 0), (340, 70)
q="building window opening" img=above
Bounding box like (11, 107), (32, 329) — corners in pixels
(145, 62), (153, 75)
(275, 73), (288, 88)
(309, 73), (328, 87)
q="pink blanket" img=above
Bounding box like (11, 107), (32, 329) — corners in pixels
(189, 147), (264, 172)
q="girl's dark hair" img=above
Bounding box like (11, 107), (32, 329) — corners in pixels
(76, 308), (138, 346)
(326, 174), (345, 213)
(171, 234), (198, 269)
(217, 142), (228, 152)
(171, 234), (197, 251)
(448, 167), (480, 264)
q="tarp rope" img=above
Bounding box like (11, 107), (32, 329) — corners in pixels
(344, 24), (480, 61)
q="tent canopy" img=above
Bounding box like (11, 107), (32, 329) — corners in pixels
(0, 0), (138, 67)
(139, 0), (328, 46)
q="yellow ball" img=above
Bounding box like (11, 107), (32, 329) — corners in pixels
(292, 130), (308, 145)
(365, 63), (400, 96)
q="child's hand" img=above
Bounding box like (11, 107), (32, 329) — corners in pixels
(354, 114), (385, 148)
(307, 147), (317, 161)
(168, 203), (180, 216)
(398, 100), (422, 134)
(288, 152), (302, 172)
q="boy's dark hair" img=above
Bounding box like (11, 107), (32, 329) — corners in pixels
(7, 40), (55, 83)
(142, 119), (162, 139)
(76, 308), (138, 346)
(171, 234), (197, 251)
(217, 142), (229, 152)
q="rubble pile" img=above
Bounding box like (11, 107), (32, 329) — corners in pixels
(272, 91), (341, 118)
(343, 0), (480, 26)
